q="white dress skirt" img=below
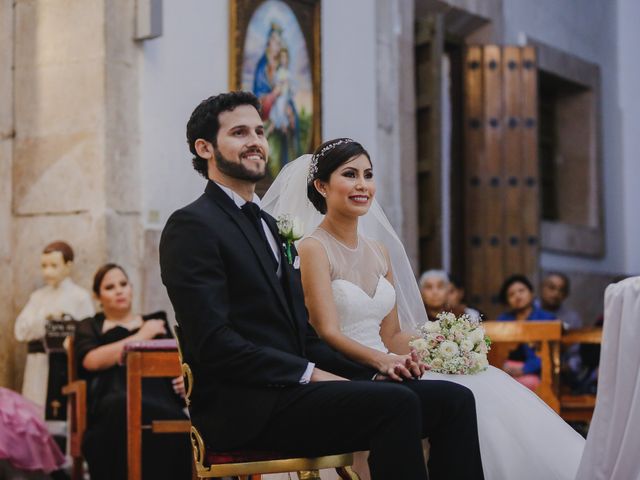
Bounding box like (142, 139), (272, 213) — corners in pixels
(264, 278), (584, 480)
(266, 231), (584, 479)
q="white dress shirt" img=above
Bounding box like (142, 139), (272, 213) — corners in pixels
(215, 182), (314, 383)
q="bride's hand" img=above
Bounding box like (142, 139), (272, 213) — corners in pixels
(376, 353), (422, 381)
(410, 347), (429, 377)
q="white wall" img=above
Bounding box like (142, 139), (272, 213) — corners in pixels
(617, 0), (640, 274)
(140, 0), (379, 228)
(140, 0), (229, 230)
(321, 0), (378, 160)
(502, 1), (628, 274)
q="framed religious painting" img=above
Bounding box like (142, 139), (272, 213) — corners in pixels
(230, 0), (321, 190)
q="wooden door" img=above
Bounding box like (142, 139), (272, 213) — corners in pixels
(415, 14), (444, 270)
(463, 46), (539, 318)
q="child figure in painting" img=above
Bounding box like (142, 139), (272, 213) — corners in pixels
(269, 47), (295, 135)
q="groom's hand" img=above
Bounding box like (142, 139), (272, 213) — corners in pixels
(310, 367), (349, 382)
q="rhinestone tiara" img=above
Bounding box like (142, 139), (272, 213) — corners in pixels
(307, 138), (354, 184)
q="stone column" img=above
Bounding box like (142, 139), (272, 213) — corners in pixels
(375, 0), (419, 269)
(8, 0), (140, 389)
(0, 0), (15, 388)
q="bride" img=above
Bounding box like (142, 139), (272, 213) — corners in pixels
(263, 138), (585, 480)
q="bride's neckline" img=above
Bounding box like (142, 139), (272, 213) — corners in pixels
(332, 276), (392, 300)
(318, 226), (359, 251)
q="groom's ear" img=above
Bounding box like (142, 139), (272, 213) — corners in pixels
(194, 139), (214, 160)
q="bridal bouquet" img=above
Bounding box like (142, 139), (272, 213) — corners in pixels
(410, 312), (491, 375)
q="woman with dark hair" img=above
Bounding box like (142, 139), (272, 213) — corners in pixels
(263, 140), (584, 480)
(74, 263), (191, 480)
(497, 274), (554, 321)
(497, 274), (556, 390)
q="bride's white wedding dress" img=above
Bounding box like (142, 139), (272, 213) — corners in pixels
(261, 154), (585, 479)
(310, 227), (585, 480)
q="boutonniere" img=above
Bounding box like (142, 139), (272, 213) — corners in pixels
(276, 214), (304, 265)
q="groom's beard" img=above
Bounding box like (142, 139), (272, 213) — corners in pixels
(214, 148), (267, 182)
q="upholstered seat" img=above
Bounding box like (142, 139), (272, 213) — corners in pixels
(205, 449), (289, 465)
(174, 326), (360, 480)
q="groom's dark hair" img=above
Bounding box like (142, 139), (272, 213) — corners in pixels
(307, 138), (371, 214)
(187, 91), (262, 179)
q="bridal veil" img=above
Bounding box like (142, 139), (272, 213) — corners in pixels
(262, 154), (427, 333)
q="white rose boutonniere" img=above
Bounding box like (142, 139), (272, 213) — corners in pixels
(277, 214), (305, 265)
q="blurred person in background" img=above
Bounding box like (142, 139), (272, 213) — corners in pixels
(420, 270), (465, 321)
(497, 275), (556, 390)
(535, 272), (582, 330)
(447, 274), (482, 322)
(74, 263), (190, 480)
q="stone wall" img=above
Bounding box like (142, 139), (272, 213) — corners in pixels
(3, 0), (141, 389)
(376, 0), (419, 269)
(0, 0), (15, 388)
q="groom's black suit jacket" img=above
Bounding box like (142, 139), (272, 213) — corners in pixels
(160, 181), (375, 449)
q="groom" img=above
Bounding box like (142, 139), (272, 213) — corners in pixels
(160, 91), (484, 480)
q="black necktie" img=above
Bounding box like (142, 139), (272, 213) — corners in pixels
(241, 202), (279, 269)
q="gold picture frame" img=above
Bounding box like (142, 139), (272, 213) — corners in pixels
(229, 0), (322, 188)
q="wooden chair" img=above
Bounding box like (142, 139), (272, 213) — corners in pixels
(558, 327), (603, 423)
(122, 339), (193, 480)
(483, 321), (562, 412)
(61, 336), (86, 480)
(63, 337), (195, 480)
(173, 326), (359, 480)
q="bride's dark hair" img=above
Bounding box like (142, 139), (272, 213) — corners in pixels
(307, 138), (370, 214)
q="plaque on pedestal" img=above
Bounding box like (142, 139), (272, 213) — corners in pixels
(44, 316), (77, 421)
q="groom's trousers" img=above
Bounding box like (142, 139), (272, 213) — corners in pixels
(241, 379), (484, 480)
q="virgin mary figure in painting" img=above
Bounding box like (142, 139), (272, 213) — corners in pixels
(253, 21), (300, 170)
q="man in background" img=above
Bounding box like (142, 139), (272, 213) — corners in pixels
(536, 272), (582, 330)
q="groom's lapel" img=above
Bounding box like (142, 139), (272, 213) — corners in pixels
(205, 182), (294, 323)
(262, 213), (307, 345)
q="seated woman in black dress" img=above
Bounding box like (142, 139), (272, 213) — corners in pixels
(74, 263), (191, 480)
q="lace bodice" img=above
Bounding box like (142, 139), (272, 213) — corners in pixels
(306, 228), (396, 352)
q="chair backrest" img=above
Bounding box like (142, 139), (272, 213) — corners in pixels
(62, 335), (87, 480)
(483, 320), (562, 411)
(66, 335), (78, 382)
(173, 325), (193, 407)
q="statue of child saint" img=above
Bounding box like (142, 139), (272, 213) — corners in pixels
(14, 241), (95, 413)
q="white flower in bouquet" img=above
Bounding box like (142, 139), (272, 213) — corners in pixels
(441, 312), (457, 323)
(470, 352), (489, 370)
(460, 339), (474, 353)
(411, 338), (429, 351)
(469, 327), (485, 345)
(423, 320), (442, 333)
(475, 341), (488, 355)
(439, 340), (459, 359)
(469, 352), (483, 367)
